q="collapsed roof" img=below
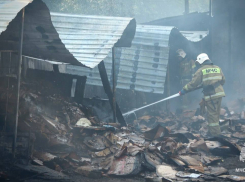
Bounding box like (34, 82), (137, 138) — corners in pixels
(25, 25), (209, 94)
(0, 0), (136, 68)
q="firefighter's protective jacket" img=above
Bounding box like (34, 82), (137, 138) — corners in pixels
(179, 58), (196, 83)
(183, 64), (225, 101)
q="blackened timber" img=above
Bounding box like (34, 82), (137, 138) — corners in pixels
(98, 61), (126, 126)
(75, 76), (87, 103)
(112, 47), (116, 124)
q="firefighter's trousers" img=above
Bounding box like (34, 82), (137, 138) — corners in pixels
(206, 97), (222, 136)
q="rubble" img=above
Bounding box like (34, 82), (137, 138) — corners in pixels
(175, 171), (201, 178)
(142, 151), (163, 171)
(219, 175), (245, 181)
(143, 125), (169, 140)
(156, 165), (177, 180)
(76, 166), (102, 178)
(84, 135), (110, 151)
(204, 166), (228, 176)
(108, 155), (141, 176)
(75, 118), (92, 127)
(1, 79), (245, 181)
(189, 139), (209, 152)
(16, 164), (70, 181)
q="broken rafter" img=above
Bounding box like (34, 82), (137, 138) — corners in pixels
(98, 60), (126, 127)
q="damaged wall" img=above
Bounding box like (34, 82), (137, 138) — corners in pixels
(0, 52), (87, 135)
(26, 69), (87, 102)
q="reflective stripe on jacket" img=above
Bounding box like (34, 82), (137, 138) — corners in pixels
(183, 64), (225, 101)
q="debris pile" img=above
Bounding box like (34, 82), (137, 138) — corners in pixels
(1, 80), (245, 181)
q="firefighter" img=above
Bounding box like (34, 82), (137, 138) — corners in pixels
(179, 53), (225, 136)
(176, 49), (196, 109)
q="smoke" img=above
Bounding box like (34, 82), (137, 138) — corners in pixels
(43, 0), (209, 23)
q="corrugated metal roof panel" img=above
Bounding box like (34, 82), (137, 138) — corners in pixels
(0, 0), (81, 66)
(113, 25), (172, 93)
(0, 1), (136, 68)
(50, 12), (136, 68)
(0, 0), (33, 35)
(24, 25), (176, 94)
(69, 25), (173, 93)
(58, 25), (174, 93)
(181, 31), (208, 42)
(23, 25), (209, 94)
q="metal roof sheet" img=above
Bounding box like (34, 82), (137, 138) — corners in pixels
(50, 12), (136, 68)
(0, 0), (136, 68)
(63, 26), (208, 94)
(112, 25), (173, 93)
(0, 0), (33, 35)
(24, 25), (177, 94)
(0, 0), (80, 66)
(22, 21), (208, 94)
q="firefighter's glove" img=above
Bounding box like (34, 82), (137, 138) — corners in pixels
(179, 89), (186, 95)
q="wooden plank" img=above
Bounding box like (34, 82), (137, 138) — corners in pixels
(75, 76), (87, 103)
(98, 61), (126, 126)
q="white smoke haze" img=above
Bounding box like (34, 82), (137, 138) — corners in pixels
(43, 0), (209, 23)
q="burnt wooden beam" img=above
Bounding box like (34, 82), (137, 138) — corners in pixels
(74, 76), (87, 104)
(112, 47), (116, 124)
(98, 61), (126, 127)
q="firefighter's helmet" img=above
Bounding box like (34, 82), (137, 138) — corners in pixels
(196, 53), (210, 64)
